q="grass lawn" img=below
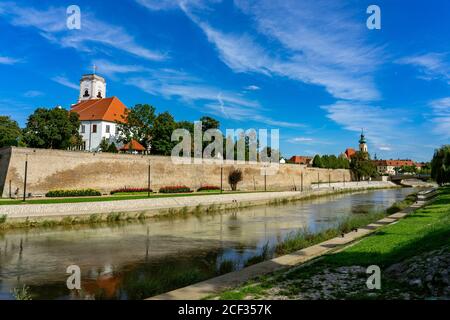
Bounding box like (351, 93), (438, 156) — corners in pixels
(216, 186), (450, 300)
(0, 190), (257, 206)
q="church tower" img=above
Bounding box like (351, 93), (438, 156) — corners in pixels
(78, 73), (106, 102)
(359, 130), (368, 153)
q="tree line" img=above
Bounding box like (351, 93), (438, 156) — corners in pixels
(0, 104), (279, 159)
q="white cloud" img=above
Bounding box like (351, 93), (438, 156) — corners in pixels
(92, 60), (146, 77)
(126, 70), (303, 128)
(291, 137), (313, 142)
(24, 90), (44, 98)
(429, 97), (450, 137)
(52, 76), (79, 90)
(397, 53), (450, 84)
(0, 55), (20, 64)
(244, 85), (260, 91)
(0, 2), (165, 61)
(174, 0), (382, 101)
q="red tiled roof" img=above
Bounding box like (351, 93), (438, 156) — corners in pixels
(345, 148), (356, 158)
(71, 97), (128, 122)
(373, 159), (415, 167)
(120, 139), (145, 152)
(289, 155), (313, 164)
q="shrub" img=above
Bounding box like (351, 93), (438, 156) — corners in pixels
(228, 168), (243, 191)
(111, 187), (153, 195)
(0, 214), (7, 224)
(159, 186), (192, 194)
(197, 185), (221, 192)
(45, 189), (102, 198)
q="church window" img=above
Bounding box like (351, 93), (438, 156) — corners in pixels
(106, 125), (110, 133)
(97, 91), (103, 98)
(92, 124), (97, 133)
(83, 89), (90, 97)
(81, 125), (85, 133)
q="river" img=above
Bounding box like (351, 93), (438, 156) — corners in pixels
(0, 187), (415, 300)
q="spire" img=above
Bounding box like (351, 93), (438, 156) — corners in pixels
(359, 128), (366, 144)
(93, 64), (97, 75)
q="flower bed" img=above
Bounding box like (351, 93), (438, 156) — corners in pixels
(159, 186), (192, 194)
(45, 189), (102, 198)
(197, 185), (221, 192)
(110, 187), (153, 195)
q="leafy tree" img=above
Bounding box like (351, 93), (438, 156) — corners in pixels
(151, 112), (177, 155)
(23, 107), (81, 149)
(0, 116), (23, 148)
(117, 104), (156, 150)
(312, 155), (323, 168)
(431, 145), (450, 186)
(199, 116), (220, 132)
(107, 142), (118, 153)
(99, 138), (110, 152)
(228, 168), (243, 191)
(350, 151), (377, 180)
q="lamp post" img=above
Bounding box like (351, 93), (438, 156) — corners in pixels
(23, 154), (28, 202)
(220, 165), (223, 193)
(147, 159), (151, 197)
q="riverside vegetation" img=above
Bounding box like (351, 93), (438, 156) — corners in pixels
(214, 187), (449, 300)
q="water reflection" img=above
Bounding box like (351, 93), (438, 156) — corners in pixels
(0, 188), (414, 300)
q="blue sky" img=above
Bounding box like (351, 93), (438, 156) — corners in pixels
(0, 0), (449, 161)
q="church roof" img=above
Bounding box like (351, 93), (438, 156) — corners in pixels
(71, 97), (128, 122)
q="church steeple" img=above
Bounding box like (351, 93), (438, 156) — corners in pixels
(359, 129), (368, 153)
(78, 68), (106, 102)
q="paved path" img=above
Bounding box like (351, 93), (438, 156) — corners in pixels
(149, 200), (424, 300)
(0, 182), (396, 220)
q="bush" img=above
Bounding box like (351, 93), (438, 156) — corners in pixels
(111, 187), (153, 195)
(45, 189), (101, 198)
(159, 186), (192, 194)
(228, 168), (243, 191)
(197, 185), (221, 192)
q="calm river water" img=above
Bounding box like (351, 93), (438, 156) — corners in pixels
(0, 188), (415, 300)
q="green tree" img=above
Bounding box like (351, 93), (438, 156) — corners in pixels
(0, 116), (23, 148)
(117, 104), (156, 150)
(312, 155), (323, 168)
(199, 116), (220, 132)
(23, 107), (81, 149)
(350, 151), (377, 180)
(431, 145), (450, 186)
(99, 138), (110, 152)
(151, 112), (177, 155)
(107, 142), (118, 153)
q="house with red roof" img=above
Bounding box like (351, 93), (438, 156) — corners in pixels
(70, 73), (131, 152)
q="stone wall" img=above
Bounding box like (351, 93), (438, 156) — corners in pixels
(0, 147), (352, 198)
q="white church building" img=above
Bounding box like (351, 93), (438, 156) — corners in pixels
(70, 73), (144, 152)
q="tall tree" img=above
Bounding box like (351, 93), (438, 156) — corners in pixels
(312, 155), (323, 168)
(0, 116), (23, 148)
(199, 116), (220, 132)
(431, 145), (450, 186)
(117, 104), (156, 150)
(151, 112), (177, 155)
(23, 107), (81, 149)
(350, 151), (377, 180)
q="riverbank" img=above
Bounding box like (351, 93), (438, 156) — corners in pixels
(148, 189), (422, 300)
(211, 187), (449, 300)
(0, 181), (398, 230)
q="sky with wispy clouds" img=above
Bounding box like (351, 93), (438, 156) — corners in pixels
(0, 0), (449, 161)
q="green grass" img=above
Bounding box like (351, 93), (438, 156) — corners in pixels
(215, 187), (450, 299)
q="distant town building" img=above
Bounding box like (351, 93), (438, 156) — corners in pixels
(289, 155), (313, 165)
(373, 159), (419, 175)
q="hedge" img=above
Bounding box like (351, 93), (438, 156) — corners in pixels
(197, 185), (221, 192)
(159, 186), (192, 194)
(111, 187), (153, 195)
(45, 189), (102, 198)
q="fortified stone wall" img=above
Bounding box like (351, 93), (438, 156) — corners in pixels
(0, 147), (352, 198)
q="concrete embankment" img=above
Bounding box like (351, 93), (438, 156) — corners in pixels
(0, 181), (397, 222)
